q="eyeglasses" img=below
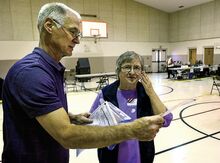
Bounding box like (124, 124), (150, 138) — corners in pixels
(121, 65), (142, 73)
(52, 19), (81, 39)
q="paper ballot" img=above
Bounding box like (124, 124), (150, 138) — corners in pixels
(163, 98), (196, 117)
(89, 101), (131, 126)
(76, 101), (132, 156)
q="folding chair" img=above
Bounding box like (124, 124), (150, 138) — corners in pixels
(96, 76), (109, 90)
(210, 76), (220, 96)
(64, 69), (77, 92)
(176, 69), (189, 80)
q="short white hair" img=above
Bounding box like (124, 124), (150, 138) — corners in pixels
(37, 2), (81, 32)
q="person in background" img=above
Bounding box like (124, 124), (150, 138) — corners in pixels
(166, 57), (175, 79)
(90, 51), (173, 163)
(2, 3), (164, 163)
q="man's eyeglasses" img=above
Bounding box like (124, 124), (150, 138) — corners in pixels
(52, 19), (81, 39)
(121, 65), (142, 73)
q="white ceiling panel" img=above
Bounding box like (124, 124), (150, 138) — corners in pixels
(134, 0), (214, 13)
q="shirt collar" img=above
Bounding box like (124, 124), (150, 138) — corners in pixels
(33, 47), (65, 72)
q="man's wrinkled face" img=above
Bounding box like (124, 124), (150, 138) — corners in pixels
(50, 14), (81, 58)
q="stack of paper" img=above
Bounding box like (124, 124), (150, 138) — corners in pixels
(89, 101), (131, 126)
(76, 101), (131, 156)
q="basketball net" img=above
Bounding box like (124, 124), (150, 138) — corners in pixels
(93, 34), (100, 43)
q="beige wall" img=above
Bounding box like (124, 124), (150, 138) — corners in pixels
(61, 55), (152, 73)
(1, 0), (220, 78)
(0, 55), (153, 78)
(168, 0), (220, 65)
(169, 1), (220, 42)
(0, 0), (170, 78)
(0, 0), (168, 42)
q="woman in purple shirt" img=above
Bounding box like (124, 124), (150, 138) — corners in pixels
(90, 51), (173, 163)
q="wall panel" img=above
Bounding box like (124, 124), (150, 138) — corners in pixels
(67, 0), (84, 13)
(149, 8), (159, 41)
(200, 2), (215, 38)
(0, 0), (13, 40)
(126, 0), (139, 41)
(137, 3), (149, 41)
(188, 6), (201, 40)
(30, 0), (50, 41)
(178, 10), (189, 41)
(10, 0), (33, 40)
(84, 0), (99, 16)
(169, 13), (178, 42)
(112, 0), (126, 41)
(214, 0), (220, 36)
(159, 12), (168, 42)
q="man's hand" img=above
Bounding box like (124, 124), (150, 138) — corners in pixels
(68, 112), (93, 125)
(131, 115), (164, 141)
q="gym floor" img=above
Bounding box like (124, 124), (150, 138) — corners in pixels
(0, 73), (219, 163)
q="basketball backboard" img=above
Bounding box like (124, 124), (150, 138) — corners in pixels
(81, 20), (107, 38)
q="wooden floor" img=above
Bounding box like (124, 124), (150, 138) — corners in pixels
(0, 73), (220, 163)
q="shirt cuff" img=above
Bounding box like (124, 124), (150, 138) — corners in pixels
(163, 112), (173, 127)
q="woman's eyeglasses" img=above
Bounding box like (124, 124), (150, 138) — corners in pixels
(121, 65), (142, 73)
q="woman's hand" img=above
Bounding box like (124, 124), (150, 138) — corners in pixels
(139, 71), (167, 115)
(68, 112), (93, 125)
(139, 71), (153, 92)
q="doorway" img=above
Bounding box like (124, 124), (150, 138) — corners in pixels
(189, 48), (197, 65)
(204, 47), (214, 65)
(152, 49), (167, 73)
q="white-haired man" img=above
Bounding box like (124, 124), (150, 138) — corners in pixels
(2, 3), (164, 163)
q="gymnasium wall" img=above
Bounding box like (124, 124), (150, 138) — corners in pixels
(1, 0), (220, 78)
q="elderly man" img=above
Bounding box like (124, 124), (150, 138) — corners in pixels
(2, 3), (164, 163)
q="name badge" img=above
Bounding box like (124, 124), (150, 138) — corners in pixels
(127, 99), (137, 106)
